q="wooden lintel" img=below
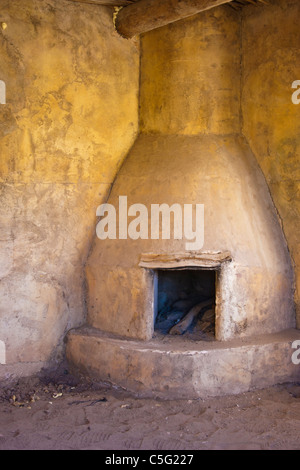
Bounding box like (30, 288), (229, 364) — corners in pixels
(115, 0), (233, 38)
(139, 251), (232, 270)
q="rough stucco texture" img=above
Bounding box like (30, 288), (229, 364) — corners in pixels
(0, 0), (139, 374)
(242, 0), (300, 324)
(140, 6), (241, 136)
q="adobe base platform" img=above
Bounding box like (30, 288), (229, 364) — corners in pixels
(66, 327), (300, 399)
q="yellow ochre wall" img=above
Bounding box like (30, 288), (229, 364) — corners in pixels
(0, 0), (139, 377)
(140, 6), (241, 136)
(241, 0), (300, 326)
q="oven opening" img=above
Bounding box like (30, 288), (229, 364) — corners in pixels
(154, 268), (216, 341)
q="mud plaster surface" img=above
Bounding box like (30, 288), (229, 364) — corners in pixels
(0, 366), (300, 450)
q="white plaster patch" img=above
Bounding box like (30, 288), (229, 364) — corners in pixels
(0, 340), (6, 364)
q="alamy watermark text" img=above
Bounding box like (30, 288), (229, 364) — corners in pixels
(96, 196), (204, 251)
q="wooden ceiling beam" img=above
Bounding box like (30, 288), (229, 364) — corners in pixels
(115, 0), (233, 38)
(67, 0), (135, 6)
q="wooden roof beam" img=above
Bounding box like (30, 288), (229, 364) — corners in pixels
(67, 0), (135, 6)
(115, 0), (234, 39)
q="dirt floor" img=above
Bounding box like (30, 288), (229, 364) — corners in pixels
(0, 363), (300, 451)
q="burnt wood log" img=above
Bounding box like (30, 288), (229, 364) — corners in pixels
(169, 297), (213, 335)
(197, 307), (215, 332)
(115, 0), (233, 38)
